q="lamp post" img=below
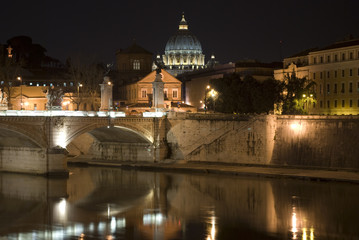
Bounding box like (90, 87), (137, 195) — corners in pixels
(77, 83), (82, 110)
(17, 76), (22, 110)
(210, 89), (217, 113)
(204, 85), (210, 114)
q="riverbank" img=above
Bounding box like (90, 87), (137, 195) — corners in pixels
(67, 158), (359, 184)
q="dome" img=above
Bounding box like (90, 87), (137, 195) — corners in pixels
(164, 14), (203, 54)
(162, 14), (205, 75)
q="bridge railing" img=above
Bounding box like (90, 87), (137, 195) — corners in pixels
(0, 110), (126, 118)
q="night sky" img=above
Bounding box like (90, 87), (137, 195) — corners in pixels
(1, 0), (359, 65)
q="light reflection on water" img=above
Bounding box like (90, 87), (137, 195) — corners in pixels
(0, 166), (358, 239)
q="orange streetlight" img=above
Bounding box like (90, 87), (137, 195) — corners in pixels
(17, 76), (22, 110)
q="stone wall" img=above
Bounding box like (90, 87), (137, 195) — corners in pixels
(166, 114), (359, 170)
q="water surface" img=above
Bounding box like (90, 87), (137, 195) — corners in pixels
(0, 166), (358, 239)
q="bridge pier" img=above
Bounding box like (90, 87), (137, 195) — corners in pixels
(0, 146), (68, 176)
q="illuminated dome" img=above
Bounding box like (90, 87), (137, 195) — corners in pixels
(162, 14), (205, 75)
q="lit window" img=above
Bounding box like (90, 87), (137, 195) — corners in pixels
(172, 89), (178, 98)
(133, 60), (140, 70)
(64, 82), (67, 87)
(141, 89), (147, 98)
(29, 82), (33, 86)
(70, 82), (74, 87)
(43, 84), (46, 86)
(50, 83), (53, 87)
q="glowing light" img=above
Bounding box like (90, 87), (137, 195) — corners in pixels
(24, 102), (29, 106)
(56, 128), (67, 148)
(292, 211), (298, 239)
(302, 228), (307, 240)
(143, 112), (166, 118)
(290, 122), (304, 133)
(206, 215), (216, 240)
(303, 94), (306, 98)
(143, 213), (165, 225)
(107, 81), (112, 85)
(56, 198), (67, 222)
(310, 228), (314, 240)
(111, 217), (116, 233)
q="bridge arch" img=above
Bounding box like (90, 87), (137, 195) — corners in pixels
(64, 122), (153, 147)
(0, 123), (45, 148)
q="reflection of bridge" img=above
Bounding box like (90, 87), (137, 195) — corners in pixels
(0, 110), (256, 175)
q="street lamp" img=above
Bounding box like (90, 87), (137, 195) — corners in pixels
(17, 76), (22, 110)
(204, 85), (210, 114)
(77, 83), (83, 110)
(210, 89), (218, 112)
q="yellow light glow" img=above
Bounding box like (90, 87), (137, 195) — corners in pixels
(303, 94), (306, 98)
(207, 85), (210, 89)
(302, 228), (307, 240)
(290, 122), (303, 133)
(292, 212), (297, 233)
(108, 82), (112, 85)
(56, 128), (67, 148)
(24, 102), (29, 106)
(310, 228), (314, 240)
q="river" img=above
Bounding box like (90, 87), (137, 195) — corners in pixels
(0, 166), (358, 240)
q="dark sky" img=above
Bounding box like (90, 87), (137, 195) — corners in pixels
(1, 0), (359, 65)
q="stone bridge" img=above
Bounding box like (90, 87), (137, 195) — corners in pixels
(2, 110), (359, 175)
(0, 111), (251, 175)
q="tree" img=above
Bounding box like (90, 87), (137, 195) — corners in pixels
(281, 72), (316, 114)
(65, 57), (105, 110)
(209, 74), (283, 114)
(0, 48), (24, 109)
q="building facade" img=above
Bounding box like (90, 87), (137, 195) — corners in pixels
(117, 69), (195, 114)
(275, 38), (359, 115)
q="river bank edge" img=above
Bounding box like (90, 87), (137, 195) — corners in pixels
(67, 158), (359, 184)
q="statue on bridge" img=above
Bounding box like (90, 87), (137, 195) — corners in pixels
(0, 89), (8, 110)
(44, 86), (64, 110)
